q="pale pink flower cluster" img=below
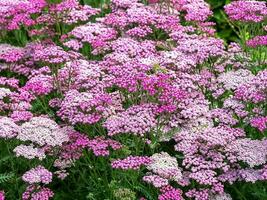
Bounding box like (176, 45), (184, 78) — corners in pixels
(104, 104), (157, 136)
(68, 22), (117, 52)
(217, 69), (255, 90)
(13, 145), (46, 160)
(58, 59), (102, 91)
(50, 0), (100, 24)
(172, 0), (212, 22)
(17, 117), (69, 146)
(143, 175), (169, 188)
(57, 89), (112, 125)
(111, 0), (139, 9)
(226, 138), (267, 167)
(0, 117), (20, 139)
(22, 165), (52, 184)
(111, 156), (152, 170)
(0, 44), (24, 62)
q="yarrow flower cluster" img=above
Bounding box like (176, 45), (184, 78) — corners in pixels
(250, 116), (267, 132)
(57, 89), (112, 124)
(22, 185), (54, 200)
(172, 0), (213, 22)
(224, 0), (267, 22)
(17, 117), (69, 146)
(67, 22), (117, 52)
(22, 165), (52, 184)
(217, 69), (255, 90)
(0, 117), (20, 139)
(104, 104), (157, 136)
(0, 0), (46, 30)
(0, 0), (266, 199)
(87, 137), (122, 156)
(143, 175), (169, 188)
(147, 152), (182, 182)
(0, 44), (24, 62)
(247, 35), (267, 48)
(49, 0), (100, 25)
(225, 138), (267, 167)
(14, 144), (46, 160)
(111, 156), (152, 170)
(159, 185), (184, 200)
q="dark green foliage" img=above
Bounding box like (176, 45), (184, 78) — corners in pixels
(207, 0), (238, 43)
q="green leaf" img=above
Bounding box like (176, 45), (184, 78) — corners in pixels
(0, 172), (14, 184)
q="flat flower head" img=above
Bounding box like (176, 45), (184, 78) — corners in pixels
(17, 117), (69, 146)
(22, 165), (52, 184)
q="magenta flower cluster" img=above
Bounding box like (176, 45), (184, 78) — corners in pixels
(224, 0), (267, 22)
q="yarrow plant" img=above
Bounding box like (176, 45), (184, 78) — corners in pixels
(0, 0), (266, 199)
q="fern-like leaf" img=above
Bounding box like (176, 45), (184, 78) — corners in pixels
(0, 172), (14, 184)
(134, 185), (155, 200)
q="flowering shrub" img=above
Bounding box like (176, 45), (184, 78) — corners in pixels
(0, 0), (266, 199)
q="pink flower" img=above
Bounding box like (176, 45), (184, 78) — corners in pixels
(143, 175), (169, 188)
(225, 0), (267, 22)
(0, 117), (20, 139)
(159, 185), (184, 200)
(22, 185), (54, 200)
(17, 117), (69, 147)
(148, 0), (159, 4)
(111, 156), (152, 170)
(250, 116), (267, 132)
(87, 137), (122, 156)
(247, 35), (267, 48)
(0, 191), (5, 200)
(22, 166), (52, 184)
